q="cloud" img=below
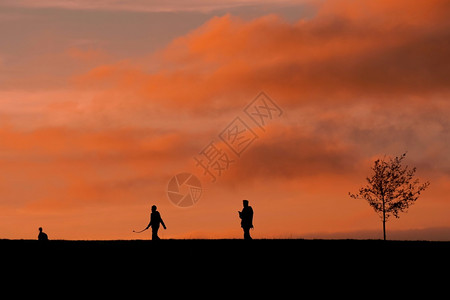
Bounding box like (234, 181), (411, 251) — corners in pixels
(225, 124), (362, 181)
(65, 47), (109, 62)
(69, 0), (450, 201)
(0, 125), (200, 210)
(0, 0), (311, 12)
(73, 0), (450, 113)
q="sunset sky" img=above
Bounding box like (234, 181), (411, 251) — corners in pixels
(1, 0), (449, 240)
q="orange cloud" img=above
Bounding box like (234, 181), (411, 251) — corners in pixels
(73, 0), (450, 113)
(0, 125), (199, 213)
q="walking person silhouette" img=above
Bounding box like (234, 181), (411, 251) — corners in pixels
(238, 200), (253, 240)
(145, 205), (166, 240)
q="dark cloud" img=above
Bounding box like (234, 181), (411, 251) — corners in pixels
(222, 125), (362, 182)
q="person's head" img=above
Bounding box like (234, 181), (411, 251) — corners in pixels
(243, 200), (249, 207)
(39, 227), (43, 233)
(151, 205), (157, 212)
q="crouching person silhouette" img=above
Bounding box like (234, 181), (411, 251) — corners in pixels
(145, 205), (166, 240)
(38, 227), (49, 241)
(238, 200), (253, 240)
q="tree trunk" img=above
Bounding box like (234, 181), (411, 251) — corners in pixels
(382, 194), (386, 241)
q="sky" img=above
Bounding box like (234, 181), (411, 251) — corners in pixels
(1, 0), (449, 240)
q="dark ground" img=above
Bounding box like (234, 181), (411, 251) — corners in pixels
(2, 239), (449, 294)
(3, 238), (450, 270)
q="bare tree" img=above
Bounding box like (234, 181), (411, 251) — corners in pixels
(349, 153), (430, 240)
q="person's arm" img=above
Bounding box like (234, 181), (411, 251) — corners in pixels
(145, 215), (152, 229)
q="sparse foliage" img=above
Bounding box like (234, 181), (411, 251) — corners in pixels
(350, 152), (430, 240)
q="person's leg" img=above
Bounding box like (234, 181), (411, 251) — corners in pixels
(152, 227), (160, 240)
(243, 227), (252, 240)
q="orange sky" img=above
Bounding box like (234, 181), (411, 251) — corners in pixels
(1, 0), (450, 240)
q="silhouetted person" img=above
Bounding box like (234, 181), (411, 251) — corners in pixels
(38, 227), (48, 241)
(238, 200), (253, 240)
(145, 205), (166, 240)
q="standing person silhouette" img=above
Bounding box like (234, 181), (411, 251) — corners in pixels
(238, 200), (253, 240)
(145, 205), (166, 240)
(38, 227), (48, 241)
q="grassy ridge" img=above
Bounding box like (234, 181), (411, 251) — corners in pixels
(3, 238), (450, 261)
(3, 239), (448, 291)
